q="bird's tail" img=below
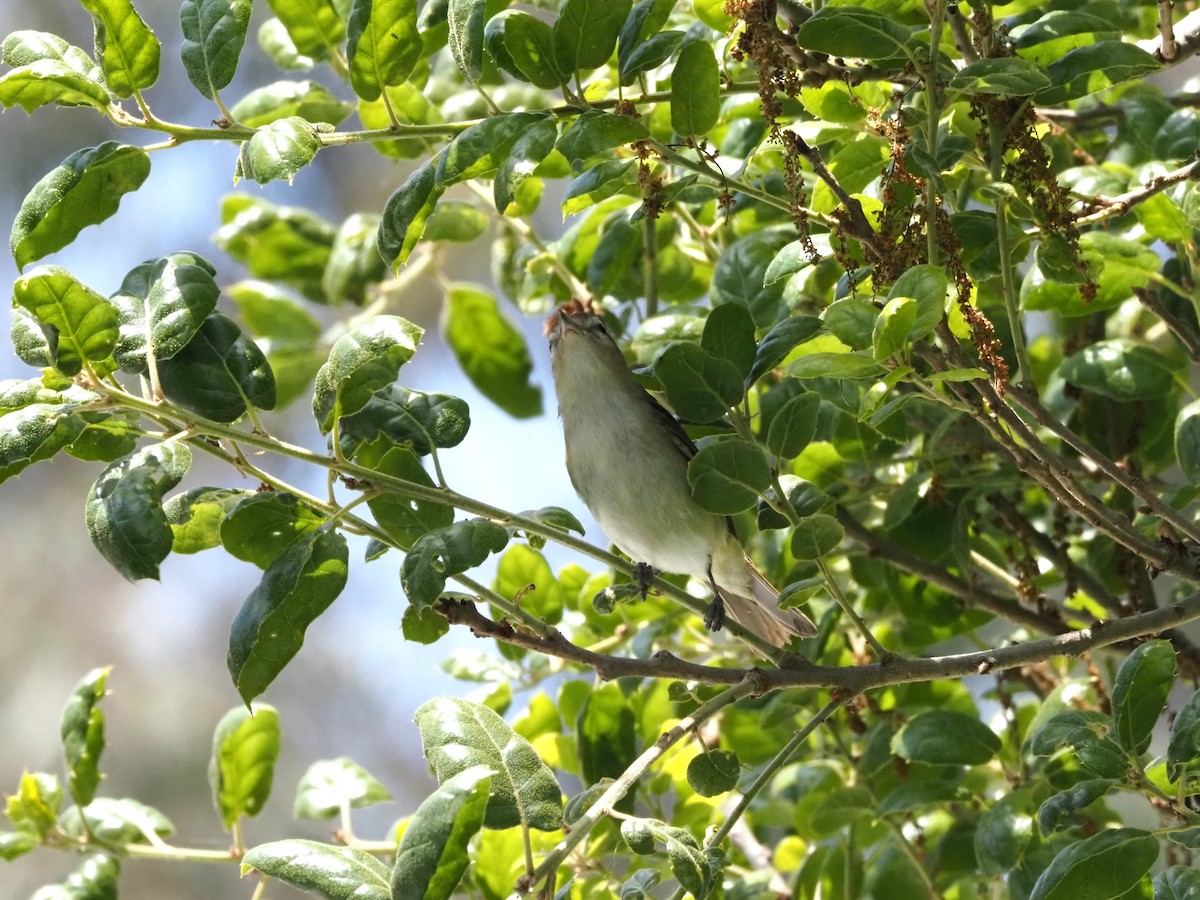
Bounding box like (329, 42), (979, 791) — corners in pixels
(713, 537), (818, 647)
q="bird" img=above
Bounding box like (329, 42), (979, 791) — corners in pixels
(546, 300), (818, 648)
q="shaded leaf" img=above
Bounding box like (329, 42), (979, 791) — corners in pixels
(157, 313), (277, 422)
(401, 518), (510, 608)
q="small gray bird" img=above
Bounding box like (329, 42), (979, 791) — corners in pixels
(547, 303), (817, 647)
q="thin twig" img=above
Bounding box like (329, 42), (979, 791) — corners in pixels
(1134, 286), (1200, 363)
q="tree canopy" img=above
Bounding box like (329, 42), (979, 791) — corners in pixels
(4, 0), (1200, 897)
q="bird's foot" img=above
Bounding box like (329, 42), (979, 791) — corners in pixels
(634, 562), (656, 600)
(703, 595), (726, 632)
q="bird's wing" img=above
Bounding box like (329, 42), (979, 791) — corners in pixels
(640, 389), (699, 462)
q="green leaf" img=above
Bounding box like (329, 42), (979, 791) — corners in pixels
(413, 696), (564, 830)
(293, 758), (392, 819)
(495, 117), (558, 214)
(208, 704), (280, 829)
(687, 439), (770, 514)
(241, 840), (390, 900)
(220, 492), (326, 569)
(700, 303), (756, 382)
(228, 529), (350, 704)
(788, 352), (886, 380)
(824, 298), (877, 350)
(553, 0), (632, 74)
(312, 315), (423, 432)
(340, 385), (470, 454)
(1167, 688), (1200, 782)
(1175, 400), (1200, 484)
(1059, 339), (1177, 402)
(79, 0), (161, 97)
(747, 316), (823, 385)
(711, 230), (793, 326)
(60, 668), (109, 808)
(872, 297), (916, 360)
(793, 6), (911, 60)
(974, 792), (1033, 875)
(494, 545), (563, 623)
(447, 0), (486, 80)
(1155, 867), (1200, 900)
(264, 0), (346, 60)
(346, 0), (420, 101)
(391, 766), (491, 900)
(789, 513), (843, 560)
(10, 142), (150, 271)
(215, 195), (336, 301)
(322, 212), (386, 305)
(949, 57), (1050, 96)
(13, 266), (118, 376)
(1027, 828), (1157, 900)
(32, 854), (120, 898)
(355, 446), (453, 549)
(888, 263), (946, 341)
(578, 682), (637, 785)
(230, 79), (353, 127)
(0, 401), (85, 484)
(378, 159), (444, 267)
(111, 251), (219, 374)
(1031, 711), (1129, 778)
(561, 159), (636, 216)
(1, 30), (103, 77)
(619, 819), (710, 898)
(618, 0), (674, 65)
(0, 830), (39, 861)
(687, 749), (739, 797)
(402, 603), (451, 643)
(556, 110), (649, 166)
(7, 771), (62, 839)
(440, 112), (554, 186)
(654, 341), (743, 423)
(444, 283), (542, 418)
(230, 282), (322, 347)
(892, 710), (1000, 765)
(1024, 232), (1160, 316)
(257, 17), (316, 69)
(671, 40), (719, 137)
(619, 29), (682, 86)
(157, 313), (277, 422)
(423, 200), (490, 243)
(237, 116), (322, 185)
(85, 443), (192, 581)
(1038, 42), (1161, 105)
(165, 486), (248, 554)
(1037, 779), (1116, 835)
(763, 239), (816, 286)
(496, 11), (563, 89)
(766, 392), (821, 459)
(401, 518), (510, 608)
(180, 0), (251, 99)
(0, 60), (111, 113)
(1110, 639), (1174, 756)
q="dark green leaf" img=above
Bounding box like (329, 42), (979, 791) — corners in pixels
(497, 11), (563, 89)
(495, 117), (558, 214)
(1175, 400), (1200, 485)
(60, 668), (109, 808)
(356, 445), (453, 549)
(790, 513), (844, 560)
(1038, 42), (1161, 105)
(347, 0), (420, 100)
(111, 251), (219, 374)
(208, 704), (280, 829)
(447, 0), (485, 79)
(378, 159), (444, 268)
(700, 302), (756, 382)
(401, 518), (510, 608)
(876, 780), (965, 816)
(79, 0), (161, 96)
(10, 142), (150, 271)
(157, 313), (277, 422)
(561, 159), (636, 216)
(444, 283), (542, 418)
(949, 57), (1050, 96)
(1027, 828), (1156, 900)
(13, 266), (118, 376)
(293, 758), (392, 819)
(413, 696), (564, 830)
(687, 439), (770, 514)
(746, 316), (823, 385)
(1167, 688), (1200, 782)
(85, 443), (192, 581)
(220, 492), (326, 569)
(766, 392), (821, 459)
(553, 0), (632, 73)
(264, 0), (346, 60)
(1037, 779), (1116, 835)
(618, 29), (682, 85)
(654, 341), (743, 423)
(1059, 339), (1177, 402)
(392, 766), (491, 900)
(671, 41), (719, 137)
(892, 710), (1000, 765)
(763, 239), (817, 286)
(975, 792), (1033, 875)
(1154, 866), (1200, 900)
(793, 6), (911, 60)
(180, 0), (251, 99)
(1110, 639), (1174, 756)
(228, 529), (350, 704)
(311, 315), (423, 432)
(237, 116), (321, 185)
(340, 385), (470, 454)
(711, 231), (792, 327)
(687, 750), (739, 797)
(556, 110), (649, 166)
(241, 840), (390, 900)
(824, 298), (878, 350)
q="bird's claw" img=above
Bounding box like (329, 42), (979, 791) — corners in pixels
(634, 562), (656, 600)
(703, 596), (726, 632)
